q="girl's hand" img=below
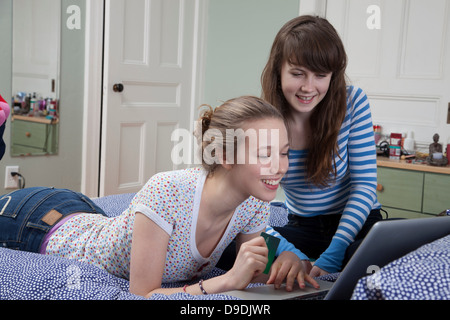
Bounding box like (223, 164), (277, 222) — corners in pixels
(225, 236), (269, 290)
(309, 265), (329, 278)
(267, 251), (319, 291)
(301, 259), (314, 275)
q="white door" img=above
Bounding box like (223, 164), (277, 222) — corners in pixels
(100, 0), (203, 196)
(12, 0), (60, 99)
(326, 0), (450, 148)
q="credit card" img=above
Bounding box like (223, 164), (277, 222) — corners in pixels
(261, 232), (280, 274)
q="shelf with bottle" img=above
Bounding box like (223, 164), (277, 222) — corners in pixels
(11, 91), (59, 122)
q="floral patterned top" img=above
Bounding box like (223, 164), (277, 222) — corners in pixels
(46, 167), (269, 282)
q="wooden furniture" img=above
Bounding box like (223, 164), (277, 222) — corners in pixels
(377, 158), (450, 219)
(11, 115), (59, 156)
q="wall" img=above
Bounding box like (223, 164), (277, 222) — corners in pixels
(204, 0), (450, 151)
(1, 0), (301, 196)
(0, 0), (86, 194)
(2, 0), (448, 197)
(327, 0), (450, 150)
(203, 0), (300, 106)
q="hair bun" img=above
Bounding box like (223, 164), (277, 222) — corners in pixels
(194, 104), (214, 143)
(201, 116), (211, 131)
(198, 104), (214, 134)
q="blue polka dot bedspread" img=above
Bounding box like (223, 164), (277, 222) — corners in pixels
(351, 234), (450, 300)
(0, 194), (289, 300)
(1, 193), (448, 300)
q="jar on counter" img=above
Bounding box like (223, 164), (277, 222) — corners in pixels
(374, 125), (381, 145)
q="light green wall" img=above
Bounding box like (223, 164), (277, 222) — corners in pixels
(203, 0), (299, 107)
(0, 0), (86, 194)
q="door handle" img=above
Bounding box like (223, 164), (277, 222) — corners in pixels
(113, 83), (124, 93)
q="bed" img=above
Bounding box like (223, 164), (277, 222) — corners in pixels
(351, 233), (450, 300)
(1, 193), (448, 300)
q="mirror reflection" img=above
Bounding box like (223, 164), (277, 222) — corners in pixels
(10, 0), (60, 156)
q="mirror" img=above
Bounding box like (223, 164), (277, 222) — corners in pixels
(10, 0), (60, 156)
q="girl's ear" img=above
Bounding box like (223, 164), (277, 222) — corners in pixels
(216, 148), (234, 171)
(220, 151), (233, 171)
(221, 162), (233, 171)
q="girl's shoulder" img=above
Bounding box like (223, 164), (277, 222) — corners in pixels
(141, 167), (204, 196)
(150, 167), (203, 183)
(240, 196), (270, 215)
(345, 85), (370, 114)
(346, 85), (368, 104)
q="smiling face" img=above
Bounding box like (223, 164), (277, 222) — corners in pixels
(227, 117), (289, 202)
(280, 61), (332, 115)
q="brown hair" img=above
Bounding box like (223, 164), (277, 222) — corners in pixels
(194, 96), (284, 175)
(261, 15), (348, 187)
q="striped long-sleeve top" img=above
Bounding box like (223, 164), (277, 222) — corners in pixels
(268, 86), (381, 273)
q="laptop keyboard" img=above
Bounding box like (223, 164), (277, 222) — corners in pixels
(286, 290), (329, 300)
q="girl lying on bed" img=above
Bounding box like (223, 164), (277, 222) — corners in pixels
(0, 96), (318, 298)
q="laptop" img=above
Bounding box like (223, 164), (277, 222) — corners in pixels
(223, 216), (450, 300)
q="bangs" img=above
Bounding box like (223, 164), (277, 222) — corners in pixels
(283, 26), (346, 74)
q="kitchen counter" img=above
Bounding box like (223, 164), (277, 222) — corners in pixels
(376, 157), (450, 218)
(377, 157), (450, 175)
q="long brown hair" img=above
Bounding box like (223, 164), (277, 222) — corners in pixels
(261, 15), (348, 187)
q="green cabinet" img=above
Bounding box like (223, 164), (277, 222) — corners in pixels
(377, 167), (450, 218)
(423, 173), (450, 214)
(11, 116), (59, 156)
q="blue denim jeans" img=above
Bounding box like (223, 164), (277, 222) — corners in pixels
(0, 187), (105, 253)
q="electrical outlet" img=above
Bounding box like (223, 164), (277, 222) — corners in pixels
(4, 166), (19, 189)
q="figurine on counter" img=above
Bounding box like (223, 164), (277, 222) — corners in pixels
(429, 133), (443, 154)
(427, 133), (448, 166)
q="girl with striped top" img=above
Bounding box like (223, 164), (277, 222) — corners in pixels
(261, 15), (382, 276)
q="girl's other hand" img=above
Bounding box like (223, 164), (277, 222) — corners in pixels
(225, 236), (268, 290)
(267, 251), (320, 291)
(309, 265), (329, 278)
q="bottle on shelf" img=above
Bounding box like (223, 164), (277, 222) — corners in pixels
(403, 131), (415, 154)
